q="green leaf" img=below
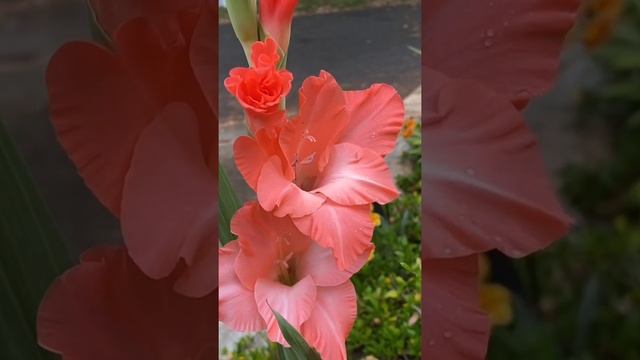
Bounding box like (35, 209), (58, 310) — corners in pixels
(271, 308), (321, 360)
(0, 119), (70, 358)
(219, 166), (241, 245)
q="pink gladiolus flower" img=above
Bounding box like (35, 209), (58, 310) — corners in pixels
(38, 246), (217, 360)
(234, 71), (404, 270)
(219, 202), (370, 360)
(422, 0), (580, 358)
(46, 0), (217, 297)
(259, 0), (299, 52)
(225, 38), (293, 132)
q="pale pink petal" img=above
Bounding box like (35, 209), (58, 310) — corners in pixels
(338, 84), (404, 156)
(423, 74), (571, 258)
(279, 71), (349, 176)
(232, 202), (310, 289)
(254, 276), (317, 346)
(313, 143), (399, 206)
(296, 242), (372, 287)
(234, 136), (268, 191)
(121, 103), (216, 297)
(423, 255), (490, 359)
(293, 201), (373, 270)
(301, 282), (357, 360)
(424, 0), (579, 109)
(219, 241), (266, 332)
(257, 156), (325, 218)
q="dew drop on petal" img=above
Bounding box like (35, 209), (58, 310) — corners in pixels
(443, 248), (452, 255)
(483, 38), (494, 48)
(429, 339), (436, 346)
(486, 28), (495, 37)
(465, 168), (476, 176)
(443, 331), (453, 339)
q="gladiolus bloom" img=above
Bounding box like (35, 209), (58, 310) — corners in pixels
(259, 0), (299, 53)
(225, 38), (293, 132)
(219, 202), (369, 360)
(234, 71), (404, 270)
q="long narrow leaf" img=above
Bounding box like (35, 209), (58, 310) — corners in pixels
(0, 119), (70, 358)
(271, 309), (321, 360)
(219, 166), (241, 245)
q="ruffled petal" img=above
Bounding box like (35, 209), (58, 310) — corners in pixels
(301, 282), (357, 360)
(293, 200), (373, 270)
(423, 255), (491, 360)
(47, 41), (155, 215)
(234, 136), (268, 191)
(423, 73), (571, 259)
(313, 143), (399, 206)
(257, 156), (325, 218)
(232, 202), (310, 290)
(219, 241), (266, 332)
(37, 246), (216, 360)
(296, 242), (372, 287)
(121, 103), (216, 297)
(279, 71), (349, 176)
(424, 0), (579, 109)
(338, 84), (404, 156)
(254, 276), (317, 346)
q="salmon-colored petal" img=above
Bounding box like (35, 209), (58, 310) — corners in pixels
(338, 84), (404, 156)
(219, 241), (266, 332)
(301, 282), (357, 360)
(173, 240), (217, 298)
(121, 103), (216, 297)
(296, 242), (372, 287)
(423, 255), (490, 359)
(279, 71), (349, 177)
(423, 74), (571, 259)
(424, 0), (579, 109)
(313, 143), (399, 206)
(257, 156), (325, 218)
(234, 136), (268, 191)
(293, 201), (373, 270)
(47, 41), (155, 215)
(254, 276), (317, 346)
(37, 246), (216, 360)
(232, 202), (310, 289)
(259, 0), (299, 51)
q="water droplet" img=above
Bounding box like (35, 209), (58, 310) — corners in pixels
(503, 20), (510, 27)
(494, 235), (504, 243)
(483, 38), (494, 48)
(486, 28), (495, 37)
(444, 248), (452, 255)
(465, 168), (476, 176)
(299, 152), (316, 165)
(429, 339), (436, 346)
(443, 331), (453, 339)
(370, 131), (378, 139)
(304, 135), (317, 143)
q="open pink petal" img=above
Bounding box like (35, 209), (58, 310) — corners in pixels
(424, 0), (579, 109)
(234, 136), (268, 191)
(38, 246), (216, 360)
(121, 103), (216, 296)
(173, 239), (218, 298)
(257, 156), (325, 218)
(313, 143), (399, 206)
(279, 71), (349, 175)
(338, 84), (404, 156)
(232, 202), (311, 289)
(47, 41), (155, 215)
(219, 241), (266, 332)
(423, 255), (491, 359)
(423, 74), (571, 259)
(301, 282), (357, 360)
(296, 242), (372, 287)
(293, 200), (373, 270)
(255, 276), (317, 346)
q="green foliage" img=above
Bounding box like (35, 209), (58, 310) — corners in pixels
(348, 125), (422, 359)
(489, 1), (640, 358)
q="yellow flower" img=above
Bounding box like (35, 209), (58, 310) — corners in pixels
(370, 212), (382, 227)
(402, 117), (417, 139)
(478, 254), (514, 326)
(583, 0), (624, 49)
